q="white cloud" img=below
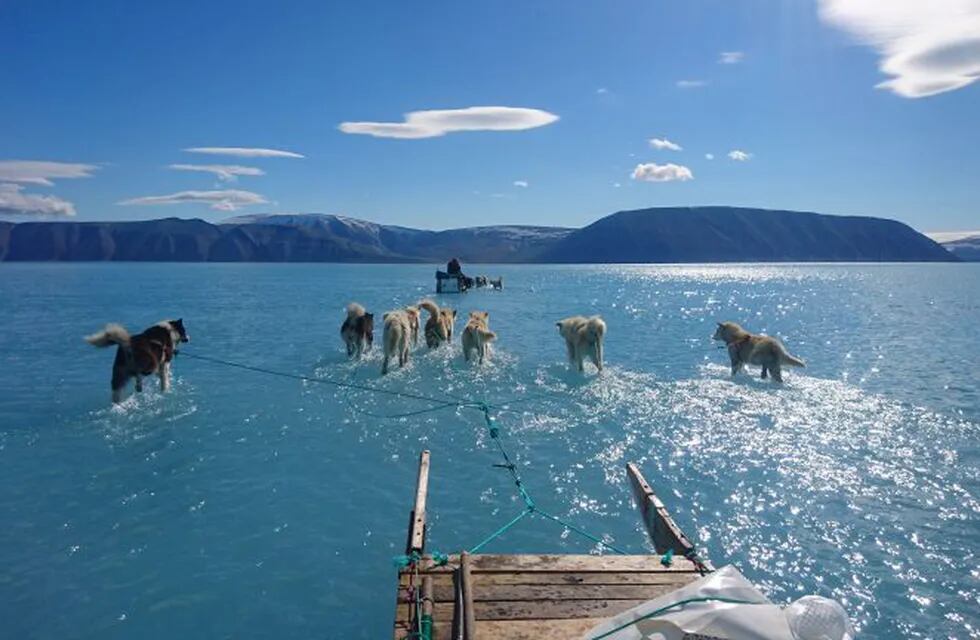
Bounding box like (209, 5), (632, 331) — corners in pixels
(649, 137), (683, 151)
(705, 153), (715, 160)
(0, 183), (76, 216)
(818, 0), (980, 97)
(169, 164), (265, 181)
(612, 182), (622, 188)
(119, 189), (268, 212)
(631, 163), (694, 182)
(728, 150), (752, 161)
(338, 106), (559, 139)
(183, 147), (304, 159)
(0, 160), (98, 186)
(596, 87), (609, 94)
(719, 51), (745, 64)
(676, 79), (707, 89)
(513, 180), (529, 188)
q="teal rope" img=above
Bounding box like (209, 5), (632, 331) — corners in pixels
(589, 596), (760, 640)
(182, 350), (637, 558)
(468, 508), (533, 554)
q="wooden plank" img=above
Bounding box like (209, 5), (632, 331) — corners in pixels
(461, 552), (476, 640)
(450, 554), (699, 573)
(432, 581), (692, 603)
(477, 618), (605, 639)
(402, 570), (693, 589)
(407, 450), (431, 555)
(626, 462), (713, 571)
(398, 598), (652, 622)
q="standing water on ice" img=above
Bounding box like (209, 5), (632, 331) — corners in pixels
(0, 262), (977, 639)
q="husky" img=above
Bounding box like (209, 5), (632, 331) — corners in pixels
(419, 299), (457, 348)
(404, 305), (421, 346)
(489, 277), (503, 290)
(381, 309), (416, 374)
(556, 315), (606, 372)
(461, 311), (497, 364)
(340, 302), (374, 358)
(85, 319), (190, 403)
(712, 321), (805, 382)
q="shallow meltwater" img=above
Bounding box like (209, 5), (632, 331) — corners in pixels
(0, 263), (978, 639)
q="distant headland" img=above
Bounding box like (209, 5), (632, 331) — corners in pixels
(0, 206), (958, 263)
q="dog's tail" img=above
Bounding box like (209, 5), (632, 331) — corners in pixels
(417, 299), (440, 318)
(479, 328), (497, 342)
(346, 302), (366, 319)
(85, 323), (130, 348)
(780, 348), (806, 368)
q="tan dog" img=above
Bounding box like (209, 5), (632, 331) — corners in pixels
(418, 299), (457, 348)
(381, 309), (414, 374)
(556, 315), (606, 372)
(712, 321), (805, 382)
(461, 311), (497, 364)
(404, 305), (420, 346)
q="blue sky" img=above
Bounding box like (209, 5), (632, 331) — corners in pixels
(1, 0), (978, 232)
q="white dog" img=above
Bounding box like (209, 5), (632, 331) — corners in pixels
(381, 308), (416, 374)
(556, 315), (606, 372)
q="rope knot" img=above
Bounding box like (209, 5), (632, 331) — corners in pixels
(431, 551), (449, 566)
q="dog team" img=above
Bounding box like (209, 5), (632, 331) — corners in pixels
(85, 310), (805, 403)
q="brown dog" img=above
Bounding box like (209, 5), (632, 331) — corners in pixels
(461, 311), (497, 363)
(712, 321), (804, 382)
(85, 319), (190, 403)
(419, 299), (457, 348)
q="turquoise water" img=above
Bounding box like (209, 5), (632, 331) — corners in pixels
(1, 263), (978, 639)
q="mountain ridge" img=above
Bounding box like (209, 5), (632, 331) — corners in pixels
(0, 207), (956, 263)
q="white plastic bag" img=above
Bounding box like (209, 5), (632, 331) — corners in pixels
(583, 565), (854, 640)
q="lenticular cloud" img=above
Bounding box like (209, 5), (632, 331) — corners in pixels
(339, 106), (559, 139)
(819, 0), (980, 98)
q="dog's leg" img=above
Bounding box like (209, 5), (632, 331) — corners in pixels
(761, 365), (768, 379)
(135, 375), (143, 393)
(770, 363), (783, 383)
(111, 387), (124, 404)
(594, 340), (603, 372)
(160, 362), (171, 391)
(381, 355), (389, 375)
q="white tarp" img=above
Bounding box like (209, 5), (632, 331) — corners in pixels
(583, 565), (854, 640)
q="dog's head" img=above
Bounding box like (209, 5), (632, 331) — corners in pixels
(713, 321), (740, 342)
(170, 318), (190, 343)
(587, 316), (606, 339)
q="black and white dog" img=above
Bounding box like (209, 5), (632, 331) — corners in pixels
(85, 319), (189, 403)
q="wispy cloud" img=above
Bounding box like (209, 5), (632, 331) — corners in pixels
(183, 147), (304, 159)
(169, 164), (265, 182)
(631, 163), (694, 182)
(705, 153), (715, 160)
(119, 189), (268, 212)
(676, 79), (707, 89)
(338, 106), (559, 139)
(0, 160), (98, 186)
(818, 0), (980, 97)
(513, 180), (529, 188)
(596, 87), (609, 94)
(728, 150), (752, 161)
(718, 51), (745, 64)
(649, 137), (683, 151)
(0, 183), (76, 216)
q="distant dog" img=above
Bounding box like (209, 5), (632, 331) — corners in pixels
(556, 315), (606, 372)
(404, 305), (421, 346)
(461, 311), (497, 364)
(381, 308), (417, 374)
(85, 319), (190, 403)
(489, 277), (503, 290)
(712, 321), (805, 382)
(419, 299), (457, 348)
(340, 302), (374, 359)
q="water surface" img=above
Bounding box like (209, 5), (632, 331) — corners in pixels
(1, 263), (977, 639)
